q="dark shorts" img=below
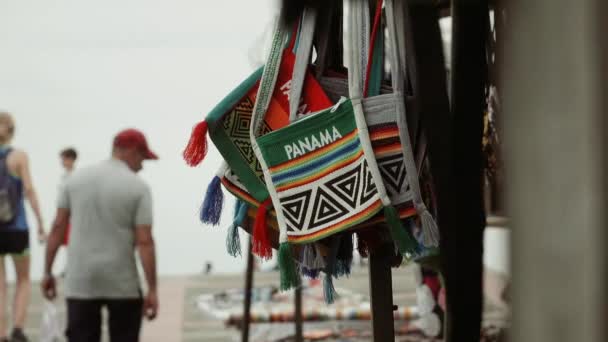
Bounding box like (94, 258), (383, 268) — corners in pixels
(0, 230), (29, 255)
(66, 298), (143, 342)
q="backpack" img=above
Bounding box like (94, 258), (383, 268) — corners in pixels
(0, 148), (19, 225)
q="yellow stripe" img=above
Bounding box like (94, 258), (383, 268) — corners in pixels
(275, 150), (364, 192)
(270, 130), (359, 172)
(287, 200), (383, 243)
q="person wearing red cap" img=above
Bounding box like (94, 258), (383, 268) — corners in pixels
(42, 129), (159, 342)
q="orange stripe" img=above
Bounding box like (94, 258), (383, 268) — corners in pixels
(220, 178), (259, 207)
(370, 128), (399, 141)
(269, 130), (359, 172)
(373, 142), (402, 156)
(367, 205), (417, 225)
(275, 150), (364, 192)
(288, 200), (383, 243)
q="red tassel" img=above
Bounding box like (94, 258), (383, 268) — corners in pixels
(183, 120), (208, 166)
(252, 198), (273, 260)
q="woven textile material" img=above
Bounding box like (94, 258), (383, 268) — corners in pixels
(220, 81), (286, 183)
(220, 168), (260, 208)
(258, 99), (383, 243)
(319, 77), (416, 219)
(207, 50), (332, 203)
(362, 94), (415, 207)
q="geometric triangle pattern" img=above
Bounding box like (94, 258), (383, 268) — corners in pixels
(281, 189), (312, 232)
(324, 163), (362, 209)
(275, 153), (384, 239)
(377, 154), (408, 196)
(223, 95), (272, 182)
(359, 160), (378, 205)
(308, 187), (349, 229)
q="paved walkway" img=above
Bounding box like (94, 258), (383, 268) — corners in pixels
(11, 265), (508, 341)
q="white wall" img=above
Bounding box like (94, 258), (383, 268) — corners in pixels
(0, 0), (277, 280)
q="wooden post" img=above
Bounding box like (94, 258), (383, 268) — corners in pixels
(445, 0), (488, 340)
(294, 285), (303, 342)
(369, 243), (395, 342)
(503, 0), (608, 340)
(242, 237), (254, 342)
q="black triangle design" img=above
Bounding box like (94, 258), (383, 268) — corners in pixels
(360, 160), (378, 205)
(281, 190), (312, 232)
(325, 164), (361, 209)
(378, 154), (407, 195)
(309, 188), (349, 229)
(233, 140), (254, 163)
(231, 108), (252, 138)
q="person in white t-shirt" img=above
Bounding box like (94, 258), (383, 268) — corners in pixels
(59, 148), (77, 247)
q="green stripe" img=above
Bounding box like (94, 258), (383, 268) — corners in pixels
(206, 67), (269, 202)
(258, 99), (357, 166)
(273, 144), (362, 188)
(205, 67), (263, 125)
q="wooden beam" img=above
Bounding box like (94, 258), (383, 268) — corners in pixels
(369, 243), (396, 342)
(242, 237), (254, 342)
(444, 0), (488, 340)
(294, 285), (303, 342)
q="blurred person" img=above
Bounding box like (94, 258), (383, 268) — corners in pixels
(42, 129), (159, 342)
(59, 147), (77, 247)
(0, 112), (46, 342)
(59, 148), (77, 176)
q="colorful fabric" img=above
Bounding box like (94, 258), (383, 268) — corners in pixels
(311, 0), (439, 249)
(363, 96), (416, 211)
(226, 305), (419, 324)
(257, 99), (383, 243)
(207, 44), (331, 203)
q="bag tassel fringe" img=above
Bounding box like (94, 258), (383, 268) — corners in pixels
(278, 242), (299, 291)
(252, 198), (273, 260)
(226, 200), (248, 257)
(183, 120), (209, 166)
(200, 175), (224, 226)
(384, 205), (418, 257)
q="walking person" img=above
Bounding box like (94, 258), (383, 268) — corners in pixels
(0, 112), (46, 342)
(59, 148), (77, 247)
(42, 129), (159, 342)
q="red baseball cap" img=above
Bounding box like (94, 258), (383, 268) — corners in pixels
(113, 129), (158, 160)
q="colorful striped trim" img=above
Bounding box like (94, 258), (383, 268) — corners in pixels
(287, 199), (383, 243)
(271, 136), (361, 182)
(269, 130), (359, 173)
(397, 205), (417, 219)
(373, 142), (403, 157)
(366, 202), (417, 226)
(275, 150), (364, 192)
(369, 124), (399, 141)
(221, 177), (260, 208)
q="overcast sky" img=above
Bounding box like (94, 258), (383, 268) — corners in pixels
(0, 0), (278, 279)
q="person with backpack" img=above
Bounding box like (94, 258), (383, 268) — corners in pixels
(0, 112), (46, 342)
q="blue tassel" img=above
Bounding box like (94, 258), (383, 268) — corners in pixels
(323, 274), (337, 304)
(200, 176), (224, 226)
(301, 267), (320, 279)
(335, 234), (353, 278)
(226, 200), (248, 257)
(233, 200), (248, 226)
